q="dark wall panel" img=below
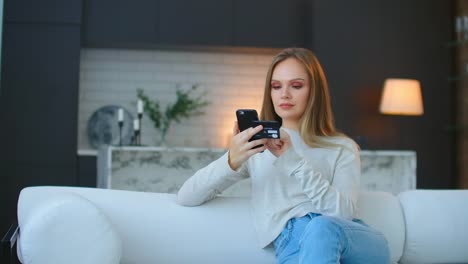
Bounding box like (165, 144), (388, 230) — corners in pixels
(312, 0), (453, 188)
(233, 0), (305, 48)
(82, 0), (159, 46)
(0, 24), (81, 165)
(78, 156), (97, 187)
(4, 0), (81, 23)
(158, 0), (232, 46)
(0, 0), (82, 236)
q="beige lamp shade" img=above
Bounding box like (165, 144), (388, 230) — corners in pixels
(379, 78), (424, 116)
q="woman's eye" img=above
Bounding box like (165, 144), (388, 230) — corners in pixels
(271, 85), (281, 89)
(291, 81), (304, 89)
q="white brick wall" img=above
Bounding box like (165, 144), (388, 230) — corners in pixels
(78, 48), (275, 150)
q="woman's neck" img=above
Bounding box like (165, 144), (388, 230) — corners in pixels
(282, 120), (299, 130)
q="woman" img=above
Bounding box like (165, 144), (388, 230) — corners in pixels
(177, 48), (390, 263)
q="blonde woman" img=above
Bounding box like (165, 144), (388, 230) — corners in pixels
(177, 48), (390, 263)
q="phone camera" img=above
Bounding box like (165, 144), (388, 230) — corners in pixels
(239, 111), (244, 115)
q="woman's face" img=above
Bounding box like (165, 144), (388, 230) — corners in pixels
(270, 58), (310, 129)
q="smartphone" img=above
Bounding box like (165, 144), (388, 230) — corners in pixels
(236, 109), (259, 132)
(235, 109), (280, 140)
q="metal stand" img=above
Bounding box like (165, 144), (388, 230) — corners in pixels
(134, 130), (140, 146)
(138, 113), (143, 145)
(118, 121), (123, 146)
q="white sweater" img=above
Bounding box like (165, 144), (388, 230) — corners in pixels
(177, 129), (361, 248)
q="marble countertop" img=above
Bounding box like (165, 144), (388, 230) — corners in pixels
(96, 146), (416, 195)
(78, 147), (415, 157)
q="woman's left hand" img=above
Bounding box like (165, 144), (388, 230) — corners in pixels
(266, 129), (291, 157)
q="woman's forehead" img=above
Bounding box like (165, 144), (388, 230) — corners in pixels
(272, 58), (308, 81)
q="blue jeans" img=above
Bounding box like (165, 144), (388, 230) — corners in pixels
(273, 213), (390, 264)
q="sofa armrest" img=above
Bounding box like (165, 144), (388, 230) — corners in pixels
(17, 190), (122, 264)
(1, 222), (19, 264)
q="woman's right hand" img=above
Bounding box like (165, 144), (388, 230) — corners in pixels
(228, 121), (268, 170)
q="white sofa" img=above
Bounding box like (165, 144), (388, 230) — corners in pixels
(15, 186), (468, 264)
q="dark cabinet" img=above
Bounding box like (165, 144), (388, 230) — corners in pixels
(78, 155), (97, 187)
(158, 0), (233, 46)
(233, 0), (306, 48)
(82, 0), (159, 46)
(82, 0), (306, 49)
(0, 0), (82, 237)
(0, 25), (81, 165)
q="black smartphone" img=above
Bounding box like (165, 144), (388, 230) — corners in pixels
(235, 109), (281, 141)
(236, 109), (259, 132)
(236, 109), (262, 149)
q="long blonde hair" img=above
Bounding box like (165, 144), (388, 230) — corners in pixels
(260, 48), (346, 148)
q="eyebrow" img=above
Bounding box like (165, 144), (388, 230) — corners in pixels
(271, 78), (306, 82)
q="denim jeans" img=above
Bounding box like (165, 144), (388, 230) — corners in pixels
(273, 213), (391, 264)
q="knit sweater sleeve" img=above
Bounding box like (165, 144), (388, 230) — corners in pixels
(273, 141), (360, 219)
(176, 152), (249, 206)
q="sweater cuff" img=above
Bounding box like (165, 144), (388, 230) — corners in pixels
(273, 147), (305, 177)
(220, 151), (245, 175)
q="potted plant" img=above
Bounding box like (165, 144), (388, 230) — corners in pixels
(137, 84), (209, 146)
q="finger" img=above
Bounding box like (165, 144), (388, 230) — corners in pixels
(250, 138), (268, 147)
(246, 144), (268, 156)
(243, 140), (267, 151)
(264, 143), (275, 152)
(245, 125), (263, 138)
(273, 139), (283, 147)
(267, 142), (280, 151)
(238, 125), (262, 142)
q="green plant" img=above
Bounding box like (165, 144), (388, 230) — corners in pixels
(137, 84), (210, 145)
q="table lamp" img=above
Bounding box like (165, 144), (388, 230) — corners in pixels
(379, 78), (424, 116)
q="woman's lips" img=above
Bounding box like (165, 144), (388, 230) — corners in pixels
(279, 103), (294, 109)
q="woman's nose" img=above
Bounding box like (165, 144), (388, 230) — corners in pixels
(281, 88), (291, 98)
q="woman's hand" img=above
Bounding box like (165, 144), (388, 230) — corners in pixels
(228, 122), (268, 170)
(266, 129), (291, 157)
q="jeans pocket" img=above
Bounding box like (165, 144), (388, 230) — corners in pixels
(274, 220), (293, 257)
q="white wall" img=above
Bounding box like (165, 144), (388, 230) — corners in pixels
(78, 48), (275, 150)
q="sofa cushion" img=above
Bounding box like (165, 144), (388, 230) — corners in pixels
(356, 191), (405, 264)
(17, 190), (122, 264)
(398, 190), (468, 264)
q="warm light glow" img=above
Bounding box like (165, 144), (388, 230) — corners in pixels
(379, 78), (424, 116)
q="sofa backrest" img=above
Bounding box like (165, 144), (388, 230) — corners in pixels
(17, 186), (410, 264)
(398, 190), (468, 264)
